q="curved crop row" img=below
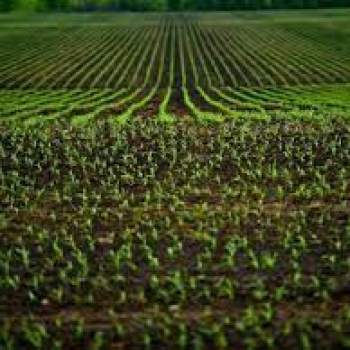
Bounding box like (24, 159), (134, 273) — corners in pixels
(1, 14), (350, 122)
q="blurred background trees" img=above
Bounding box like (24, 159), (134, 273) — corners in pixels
(0, 0), (349, 12)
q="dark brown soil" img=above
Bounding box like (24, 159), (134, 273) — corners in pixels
(137, 94), (163, 118)
(168, 89), (191, 117)
(190, 88), (218, 113)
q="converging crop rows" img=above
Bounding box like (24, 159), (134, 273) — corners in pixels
(1, 11), (350, 349)
(0, 13), (350, 124)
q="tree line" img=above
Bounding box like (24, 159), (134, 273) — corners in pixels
(1, 0), (350, 12)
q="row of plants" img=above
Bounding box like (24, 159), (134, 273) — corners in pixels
(1, 16), (350, 90)
(1, 116), (350, 348)
(0, 83), (349, 125)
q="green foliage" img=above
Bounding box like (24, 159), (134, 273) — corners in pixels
(0, 10), (350, 350)
(1, 116), (350, 348)
(0, 0), (349, 11)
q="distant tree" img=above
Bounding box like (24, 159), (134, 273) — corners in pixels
(285, 0), (304, 8)
(261, 0), (273, 8)
(15, 0), (45, 11)
(271, 0), (285, 8)
(44, 0), (70, 10)
(167, 0), (180, 11)
(98, 0), (120, 10)
(304, 0), (319, 8)
(1, 0), (350, 12)
(0, 0), (13, 11)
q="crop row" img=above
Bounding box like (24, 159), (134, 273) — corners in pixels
(1, 15), (349, 122)
(1, 16), (350, 91)
(0, 84), (349, 125)
(1, 117), (350, 348)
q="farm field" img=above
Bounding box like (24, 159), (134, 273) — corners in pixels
(1, 10), (350, 349)
(1, 11), (350, 123)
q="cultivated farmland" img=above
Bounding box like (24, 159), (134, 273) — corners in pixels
(1, 12), (350, 124)
(1, 10), (350, 350)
